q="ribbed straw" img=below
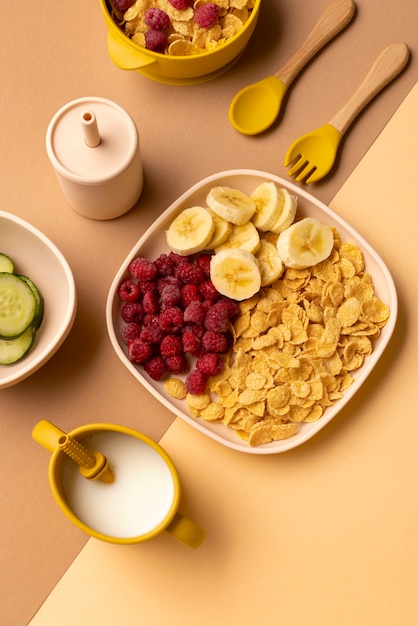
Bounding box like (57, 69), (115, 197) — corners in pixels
(58, 434), (114, 483)
(59, 434), (96, 467)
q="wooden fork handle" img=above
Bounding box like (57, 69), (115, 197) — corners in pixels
(330, 43), (410, 135)
(276, 0), (355, 86)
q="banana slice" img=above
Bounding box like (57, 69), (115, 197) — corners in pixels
(210, 249), (261, 301)
(205, 211), (234, 250)
(251, 183), (297, 233)
(255, 239), (284, 286)
(215, 222), (260, 255)
(206, 186), (256, 225)
(276, 217), (334, 269)
(166, 206), (215, 255)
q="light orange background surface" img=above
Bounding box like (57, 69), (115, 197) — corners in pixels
(1, 1), (417, 625)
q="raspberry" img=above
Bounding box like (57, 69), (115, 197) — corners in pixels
(121, 323), (142, 344)
(194, 3), (219, 28)
(185, 369), (207, 395)
(185, 323), (205, 340)
(145, 29), (167, 53)
(142, 313), (159, 327)
(195, 253), (212, 277)
(165, 354), (189, 374)
(118, 279), (140, 302)
(168, 0), (193, 10)
(169, 251), (190, 266)
(202, 330), (228, 353)
(129, 257), (157, 281)
(204, 301), (230, 333)
(219, 297), (240, 318)
(182, 329), (201, 354)
(202, 298), (216, 312)
(128, 338), (152, 364)
(142, 291), (159, 314)
(111, 0), (135, 12)
(121, 302), (144, 324)
(180, 283), (201, 308)
(157, 275), (181, 294)
(177, 262), (205, 285)
(198, 280), (219, 301)
(137, 279), (158, 296)
(144, 356), (166, 380)
(155, 253), (175, 276)
(160, 334), (183, 357)
(159, 306), (184, 333)
(140, 324), (164, 344)
(145, 8), (170, 30)
(161, 284), (181, 306)
(184, 300), (206, 325)
(196, 352), (224, 376)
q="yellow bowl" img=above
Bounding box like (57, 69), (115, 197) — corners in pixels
(99, 0), (261, 85)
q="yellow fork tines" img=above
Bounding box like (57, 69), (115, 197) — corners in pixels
(284, 43), (410, 184)
(286, 157), (318, 183)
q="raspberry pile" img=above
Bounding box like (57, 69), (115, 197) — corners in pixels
(118, 251), (239, 393)
(109, 0), (253, 56)
(144, 7), (171, 52)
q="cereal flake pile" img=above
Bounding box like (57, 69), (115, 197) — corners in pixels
(108, 0), (255, 55)
(165, 229), (390, 446)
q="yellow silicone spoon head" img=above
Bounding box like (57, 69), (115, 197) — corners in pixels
(228, 75), (288, 136)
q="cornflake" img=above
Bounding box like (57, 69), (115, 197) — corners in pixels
(108, 0), (255, 56)
(166, 227), (390, 446)
(164, 377), (187, 399)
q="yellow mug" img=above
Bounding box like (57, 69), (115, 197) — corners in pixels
(32, 420), (205, 549)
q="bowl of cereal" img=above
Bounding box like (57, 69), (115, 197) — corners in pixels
(106, 169), (397, 454)
(0, 212), (77, 389)
(100, 0), (261, 85)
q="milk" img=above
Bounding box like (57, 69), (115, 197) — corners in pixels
(62, 431), (175, 538)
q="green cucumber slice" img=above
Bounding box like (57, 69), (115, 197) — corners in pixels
(0, 273), (37, 338)
(0, 253), (14, 273)
(0, 325), (35, 364)
(17, 275), (44, 330)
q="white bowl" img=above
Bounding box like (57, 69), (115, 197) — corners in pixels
(0, 212), (77, 388)
(106, 170), (397, 454)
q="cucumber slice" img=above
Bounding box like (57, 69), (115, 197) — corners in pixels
(0, 253), (14, 273)
(0, 325), (35, 364)
(0, 273), (37, 338)
(17, 275), (44, 330)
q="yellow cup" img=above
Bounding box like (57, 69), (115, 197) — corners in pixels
(32, 420), (205, 549)
(99, 0), (262, 85)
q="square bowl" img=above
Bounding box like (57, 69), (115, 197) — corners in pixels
(106, 170), (397, 454)
(0, 211), (77, 388)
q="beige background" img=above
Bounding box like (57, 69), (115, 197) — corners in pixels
(1, 1), (417, 624)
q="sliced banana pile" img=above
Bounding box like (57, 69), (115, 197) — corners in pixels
(165, 182), (334, 301)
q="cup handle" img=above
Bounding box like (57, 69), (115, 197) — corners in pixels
(165, 512), (206, 549)
(32, 419), (66, 453)
(107, 30), (156, 70)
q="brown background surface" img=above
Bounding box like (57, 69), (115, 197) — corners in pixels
(1, 1), (417, 624)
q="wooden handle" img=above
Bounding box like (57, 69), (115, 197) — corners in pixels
(276, 0), (355, 85)
(330, 43), (410, 135)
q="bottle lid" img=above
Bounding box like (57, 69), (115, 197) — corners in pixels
(46, 97), (138, 184)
